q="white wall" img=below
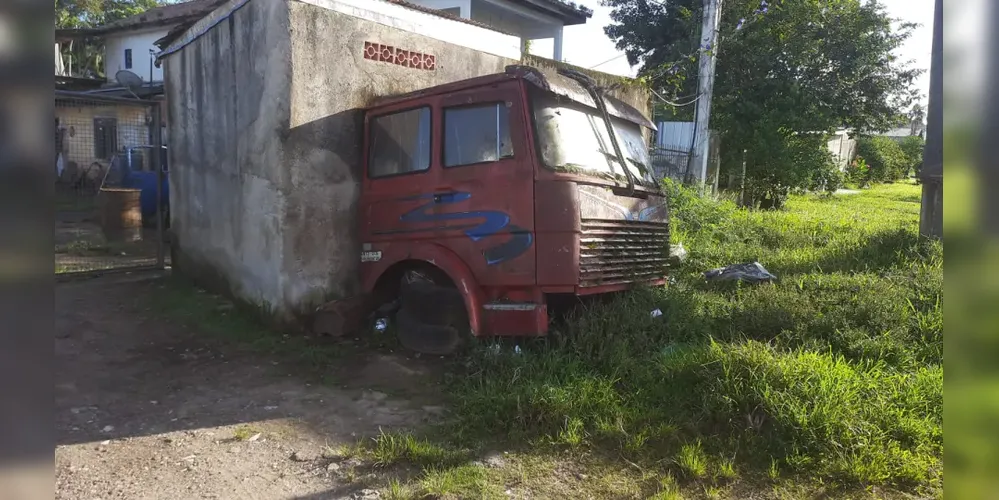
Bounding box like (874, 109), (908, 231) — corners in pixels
(105, 28), (171, 83)
(827, 130), (857, 172)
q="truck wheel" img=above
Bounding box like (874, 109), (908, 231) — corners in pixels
(395, 285), (469, 356)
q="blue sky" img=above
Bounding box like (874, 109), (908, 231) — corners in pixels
(531, 0), (934, 105)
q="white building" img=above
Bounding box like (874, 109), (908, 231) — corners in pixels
(57, 0), (223, 86)
(406, 0), (592, 61)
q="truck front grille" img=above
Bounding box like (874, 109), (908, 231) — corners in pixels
(579, 219), (669, 287)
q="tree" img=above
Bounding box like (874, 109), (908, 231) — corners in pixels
(907, 103), (925, 136)
(603, 0), (921, 207)
(55, 0), (166, 78)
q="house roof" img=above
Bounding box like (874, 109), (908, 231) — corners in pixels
(58, 0), (227, 39)
(512, 0), (592, 25)
(383, 0), (517, 35)
(156, 0), (522, 52)
(155, 0), (592, 56)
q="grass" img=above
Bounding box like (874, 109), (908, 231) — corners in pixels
(149, 181), (942, 498)
(375, 181), (942, 498)
(370, 431), (470, 468)
(232, 425), (260, 441)
(675, 442), (708, 479)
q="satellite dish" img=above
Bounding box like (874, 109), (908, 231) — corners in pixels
(115, 70), (144, 98)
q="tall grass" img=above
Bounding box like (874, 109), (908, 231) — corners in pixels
(445, 181), (942, 490)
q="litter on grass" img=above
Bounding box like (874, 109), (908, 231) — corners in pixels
(704, 261), (776, 283)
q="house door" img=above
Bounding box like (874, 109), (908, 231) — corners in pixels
(93, 117), (118, 160)
(434, 85), (535, 285)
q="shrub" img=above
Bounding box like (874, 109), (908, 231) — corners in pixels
(809, 161), (845, 195)
(856, 136), (908, 182)
(660, 177), (735, 238)
(899, 136), (925, 177)
(741, 134), (837, 209)
(845, 157), (870, 187)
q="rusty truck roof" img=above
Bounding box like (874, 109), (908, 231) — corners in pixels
(368, 65), (656, 130)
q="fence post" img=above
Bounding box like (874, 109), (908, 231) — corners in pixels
(739, 149), (750, 208)
(151, 102), (165, 269)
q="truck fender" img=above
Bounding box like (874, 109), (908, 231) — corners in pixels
(362, 244), (484, 337)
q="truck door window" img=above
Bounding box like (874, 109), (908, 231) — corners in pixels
(369, 107), (431, 178)
(443, 103), (513, 167)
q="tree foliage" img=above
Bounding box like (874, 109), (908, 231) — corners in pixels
(55, 0), (166, 78)
(602, 0), (921, 207)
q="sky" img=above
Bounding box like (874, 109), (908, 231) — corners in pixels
(530, 0), (935, 106)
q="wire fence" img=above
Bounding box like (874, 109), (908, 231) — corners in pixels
(650, 123), (721, 192)
(649, 146), (691, 182)
(648, 133), (721, 190)
(55, 91), (168, 275)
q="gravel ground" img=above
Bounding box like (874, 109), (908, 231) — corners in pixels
(55, 276), (443, 500)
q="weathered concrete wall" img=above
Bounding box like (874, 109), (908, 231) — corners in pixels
(164, 0), (293, 313)
(283, 0), (515, 311)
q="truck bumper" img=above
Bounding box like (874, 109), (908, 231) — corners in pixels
(481, 302), (549, 337)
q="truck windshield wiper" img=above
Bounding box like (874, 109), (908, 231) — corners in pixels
(557, 68), (637, 196)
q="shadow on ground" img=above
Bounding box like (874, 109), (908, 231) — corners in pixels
(55, 274), (449, 499)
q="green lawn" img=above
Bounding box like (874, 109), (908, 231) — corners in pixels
(371, 181), (943, 499)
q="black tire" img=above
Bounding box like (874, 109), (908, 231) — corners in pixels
(395, 284), (469, 356)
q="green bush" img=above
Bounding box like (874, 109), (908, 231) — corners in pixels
(809, 161), (845, 195)
(740, 133), (837, 209)
(659, 177), (735, 239)
(845, 157), (871, 187)
(899, 136), (925, 177)
(856, 136), (908, 182)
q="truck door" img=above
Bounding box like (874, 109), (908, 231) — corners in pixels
(434, 85), (535, 285)
(362, 105), (437, 252)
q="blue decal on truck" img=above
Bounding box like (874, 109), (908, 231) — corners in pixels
(394, 192), (533, 265)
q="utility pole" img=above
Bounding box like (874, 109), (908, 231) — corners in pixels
(689, 0), (723, 188)
(918, 0), (942, 238)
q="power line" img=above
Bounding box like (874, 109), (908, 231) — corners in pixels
(589, 53), (628, 70)
(650, 87), (701, 107)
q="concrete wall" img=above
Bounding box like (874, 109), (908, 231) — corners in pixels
(163, 0), (651, 322)
(164, 0), (293, 313)
(105, 28), (171, 83)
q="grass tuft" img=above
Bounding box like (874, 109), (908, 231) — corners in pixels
(232, 425), (259, 441)
(675, 442), (708, 479)
(371, 431), (469, 469)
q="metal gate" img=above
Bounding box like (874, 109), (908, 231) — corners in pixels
(55, 91), (168, 275)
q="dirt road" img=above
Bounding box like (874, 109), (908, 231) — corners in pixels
(55, 276), (444, 500)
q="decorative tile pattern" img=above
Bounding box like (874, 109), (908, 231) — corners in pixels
(363, 41), (436, 71)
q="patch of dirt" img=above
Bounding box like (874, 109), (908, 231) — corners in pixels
(55, 214), (164, 273)
(55, 276), (445, 500)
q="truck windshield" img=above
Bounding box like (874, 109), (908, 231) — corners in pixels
(531, 91), (654, 184)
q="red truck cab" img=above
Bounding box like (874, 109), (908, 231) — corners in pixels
(358, 65), (668, 354)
